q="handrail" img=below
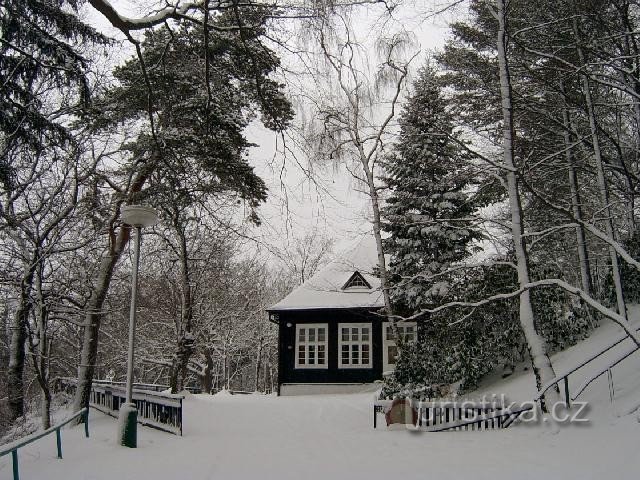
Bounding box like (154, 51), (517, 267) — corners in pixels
(571, 344), (639, 400)
(0, 408), (89, 480)
(54, 376), (201, 394)
(535, 325), (640, 404)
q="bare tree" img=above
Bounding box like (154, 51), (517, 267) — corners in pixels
(300, 12), (418, 322)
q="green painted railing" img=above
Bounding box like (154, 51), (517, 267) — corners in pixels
(0, 408), (89, 480)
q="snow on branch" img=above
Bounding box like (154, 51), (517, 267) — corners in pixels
(88, 0), (202, 32)
(390, 277), (640, 347)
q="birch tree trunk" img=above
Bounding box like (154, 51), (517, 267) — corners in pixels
(362, 160), (394, 318)
(495, 0), (560, 404)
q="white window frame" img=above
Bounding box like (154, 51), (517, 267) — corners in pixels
(338, 323), (372, 369)
(382, 322), (417, 374)
(295, 323), (328, 369)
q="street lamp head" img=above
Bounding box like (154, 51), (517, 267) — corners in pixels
(121, 205), (159, 228)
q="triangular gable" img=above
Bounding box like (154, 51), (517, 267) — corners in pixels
(341, 271), (372, 290)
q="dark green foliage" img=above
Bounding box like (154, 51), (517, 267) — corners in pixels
(605, 231), (640, 305)
(621, 232), (640, 303)
(90, 10), (293, 223)
(382, 66), (483, 314)
(0, 0), (110, 188)
(382, 258), (594, 399)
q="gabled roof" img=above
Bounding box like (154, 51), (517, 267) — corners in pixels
(268, 234), (385, 311)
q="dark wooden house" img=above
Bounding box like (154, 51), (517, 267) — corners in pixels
(267, 235), (416, 395)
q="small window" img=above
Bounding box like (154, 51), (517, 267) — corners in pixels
(341, 271), (372, 290)
(338, 323), (372, 368)
(383, 322), (417, 373)
(295, 324), (328, 369)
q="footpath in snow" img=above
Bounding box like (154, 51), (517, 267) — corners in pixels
(3, 315), (640, 480)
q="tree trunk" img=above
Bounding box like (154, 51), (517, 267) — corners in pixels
(560, 90), (593, 296)
(176, 225), (194, 392)
(72, 160), (155, 418)
(202, 351), (214, 394)
(7, 264), (36, 421)
(72, 225), (132, 414)
(40, 386), (52, 430)
(169, 357), (179, 393)
(495, 0), (560, 405)
(254, 341), (263, 392)
(361, 160), (396, 336)
(572, 17), (628, 320)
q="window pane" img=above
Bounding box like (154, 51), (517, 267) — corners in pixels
(318, 328), (325, 342)
(362, 327), (369, 341)
(342, 328), (349, 341)
(298, 346), (306, 365)
(386, 326), (393, 341)
(362, 344), (370, 364)
(309, 345), (316, 364)
(318, 345), (326, 364)
(405, 326), (414, 342)
(299, 328), (305, 342)
(309, 329), (316, 342)
(341, 344), (349, 364)
(388, 346), (398, 364)
(352, 344), (359, 364)
(351, 328), (359, 341)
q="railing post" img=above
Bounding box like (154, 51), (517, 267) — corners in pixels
(84, 408), (90, 438)
(56, 428), (62, 459)
(607, 368), (615, 403)
(563, 376), (570, 408)
(12, 449), (19, 480)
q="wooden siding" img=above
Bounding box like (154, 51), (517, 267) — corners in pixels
(276, 308), (386, 390)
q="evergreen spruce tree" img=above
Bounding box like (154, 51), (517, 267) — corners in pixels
(382, 65), (482, 314)
(0, 0), (110, 188)
(381, 65), (484, 397)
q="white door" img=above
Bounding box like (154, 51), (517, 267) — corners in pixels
(382, 322), (417, 374)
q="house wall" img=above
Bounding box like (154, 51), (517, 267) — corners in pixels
(275, 308), (386, 391)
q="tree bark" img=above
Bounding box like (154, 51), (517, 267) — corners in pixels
(254, 340), (263, 392)
(572, 16), (628, 320)
(495, 0), (560, 405)
(202, 350), (214, 393)
(7, 261), (36, 421)
(72, 159), (155, 416)
(72, 229), (130, 414)
(560, 89), (593, 297)
(363, 162), (394, 319)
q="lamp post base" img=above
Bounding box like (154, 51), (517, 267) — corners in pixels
(118, 403), (137, 448)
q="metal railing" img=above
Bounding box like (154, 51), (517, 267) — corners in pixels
(373, 399), (532, 431)
(374, 326), (640, 432)
(55, 377), (201, 394)
(55, 377), (185, 435)
(535, 325), (640, 406)
(0, 408), (89, 480)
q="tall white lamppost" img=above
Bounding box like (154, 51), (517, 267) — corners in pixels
(118, 205), (159, 448)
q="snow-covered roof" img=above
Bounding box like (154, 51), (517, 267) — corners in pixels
(268, 234), (385, 311)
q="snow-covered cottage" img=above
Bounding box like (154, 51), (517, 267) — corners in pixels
(267, 235), (417, 395)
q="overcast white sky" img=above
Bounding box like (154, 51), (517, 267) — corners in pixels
(82, 1), (454, 262)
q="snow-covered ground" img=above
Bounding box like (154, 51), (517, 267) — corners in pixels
(3, 315), (640, 480)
